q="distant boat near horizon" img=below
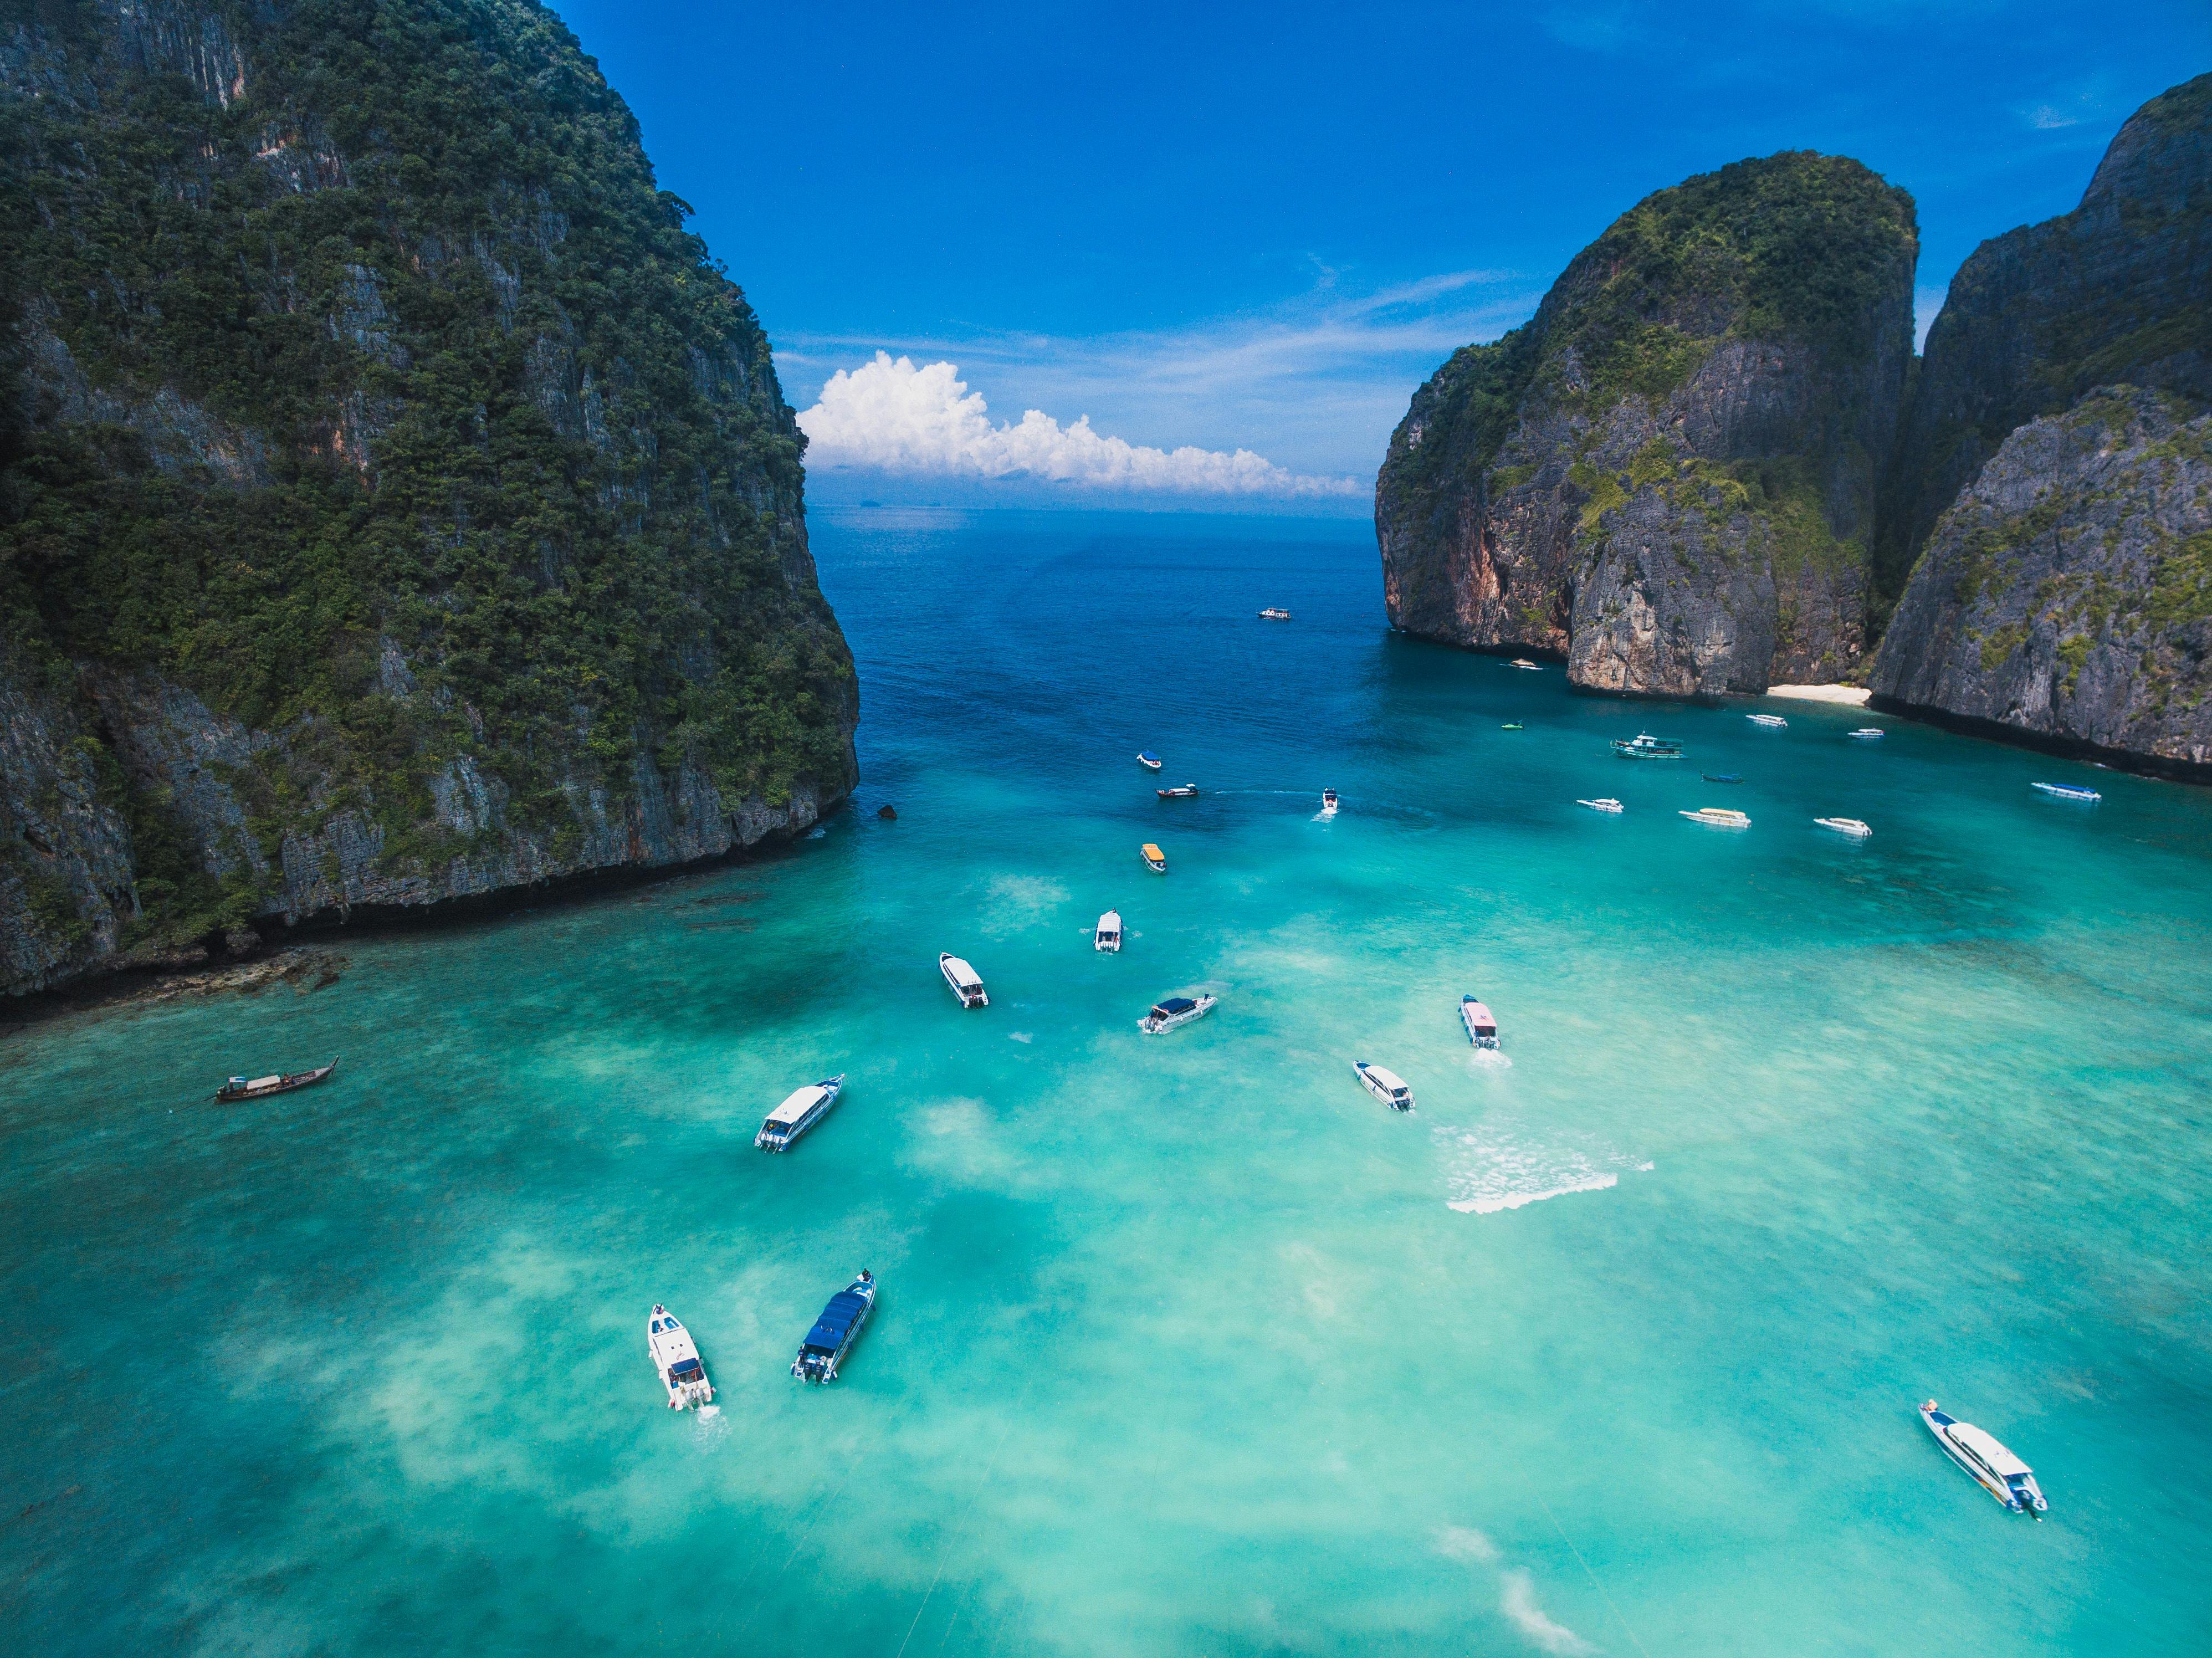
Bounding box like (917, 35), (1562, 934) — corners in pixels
(1507, 658), (1541, 671)
(1576, 797), (1624, 813)
(1258, 607), (1292, 620)
(1815, 817), (1872, 838)
(1681, 806), (1750, 828)
(1613, 733), (1684, 759)
(1702, 773), (1743, 784)
(1847, 728), (1887, 741)
(2032, 781), (2102, 802)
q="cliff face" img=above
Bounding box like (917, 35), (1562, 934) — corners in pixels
(1872, 390), (2212, 771)
(1377, 152), (1917, 695)
(0, 0), (858, 996)
(1876, 74), (2212, 601)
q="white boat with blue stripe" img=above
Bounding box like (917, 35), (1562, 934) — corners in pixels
(793, 1270), (875, 1384)
(754, 1074), (845, 1152)
(2031, 781), (2101, 802)
(1354, 1061), (1414, 1111)
(1921, 1400), (2046, 1517)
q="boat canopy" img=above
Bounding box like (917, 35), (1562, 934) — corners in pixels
(1152, 997), (1196, 1017)
(1364, 1065), (1408, 1092)
(803, 1291), (870, 1354)
(247, 1074), (282, 1090)
(765, 1085), (827, 1127)
(1141, 843), (1165, 861)
(942, 955), (983, 989)
(1138, 751), (1160, 763)
(1462, 1000), (1497, 1031)
(1950, 1423), (2031, 1476)
(1098, 910), (1121, 929)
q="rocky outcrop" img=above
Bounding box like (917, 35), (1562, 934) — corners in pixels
(1871, 391), (2212, 774)
(1378, 152), (1917, 695)
(0, 1), (857, 997)
(1876, 73), (2212, 598)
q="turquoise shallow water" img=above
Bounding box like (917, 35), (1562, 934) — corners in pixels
(6, 507), (2212, 1655)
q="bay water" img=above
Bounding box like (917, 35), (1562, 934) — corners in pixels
(5, 508), (2210, 1655)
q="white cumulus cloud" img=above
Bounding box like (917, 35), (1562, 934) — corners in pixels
(795, 351), (1360, 498)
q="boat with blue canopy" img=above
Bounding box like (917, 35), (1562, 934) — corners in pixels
(1137, 751), (1162, 770)
(792, 1270), (875, 1384)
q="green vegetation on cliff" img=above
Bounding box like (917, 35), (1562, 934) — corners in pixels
(0, 0), (855, 965)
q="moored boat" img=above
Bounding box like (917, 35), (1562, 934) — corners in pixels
(792, 1271), (875, 1384)
(1095, 910), (1123, 951)
(755, 1074), (846, 1152)
(1680, 806), (1750, 827)
(1500, 721), (1525, 731)
(1140, 992), (1216, 1033)
(1137, 751), (1163, 770)
(1746, 713), (1789, 729)
(1141, 842), (1167, 872)
(1354, 1061), (1415, 1111)
(1814, 816), (1872, 838)
(1258, 607), (1292, 620)
(1702, 773), (1743, 784)
(648, 1304), (713, 1409)
(1508, 658), (1540, 671)
(1157, 784), (1201, 799)
(213, 1057), (338, 1103)
(1920, 1401), (2047, 1517)
(1847, 727), (1886, 740)
(2031, 781), (2101, 802)
(1460, 996), (1499, 1049)
(1612, 733), (1683, 759)
(939, 952), (988, 1007)
(1320, 788), (1339, 815)
(1576, 797), (1624, 813)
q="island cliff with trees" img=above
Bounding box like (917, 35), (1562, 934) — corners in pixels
(0, 0), (858, 998)
(1378, 73), (2211, 779)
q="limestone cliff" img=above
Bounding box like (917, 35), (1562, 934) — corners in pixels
(1872, 389), (2211, 775)
(1876, 73), (2212, 601)
(1377, 152), (1917, 695)
(0, 0), (857, 997)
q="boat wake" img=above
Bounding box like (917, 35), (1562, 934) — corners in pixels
(1468, 1048), (1513, 1072)
(1435, 1120), (1650, 1215)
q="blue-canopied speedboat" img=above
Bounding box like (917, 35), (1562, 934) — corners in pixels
(1140, 992), (1216, 1033)
(2031, 781), (2101, 802)
(1920, 1401), (2047, 1517)
(1460, 996), (1499, 1049)
(754, 1074), (846, 1152)
(1137, 751), (1162, 771)
(792, 1270), (875, 1384)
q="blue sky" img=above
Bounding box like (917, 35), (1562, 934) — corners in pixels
(555, 0), (2208, 508)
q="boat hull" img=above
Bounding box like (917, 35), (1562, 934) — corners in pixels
(755, 1077), (846, 1152)
(1354, 1063), (1414, 1111)
(1920, 1404), (2046, 1516)
(212, 1057), (339, 1102)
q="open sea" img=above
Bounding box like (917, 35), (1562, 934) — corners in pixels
(6, 506), (2212, 1656)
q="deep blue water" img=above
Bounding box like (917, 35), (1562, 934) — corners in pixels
(4, 507), (2210, 1655)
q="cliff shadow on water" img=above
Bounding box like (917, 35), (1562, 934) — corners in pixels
(0, 0), (859, 1001)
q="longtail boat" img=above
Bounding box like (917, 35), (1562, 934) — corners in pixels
(212, 1057), (339, 1103)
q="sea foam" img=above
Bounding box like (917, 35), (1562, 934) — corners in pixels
(1438, 1120), (1650, 1215)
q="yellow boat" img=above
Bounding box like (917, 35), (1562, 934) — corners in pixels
(1141, 842), (1166, 872)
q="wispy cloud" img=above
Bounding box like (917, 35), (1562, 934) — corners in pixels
(796, 352), (1361, 497)
(1433, 1524), (1599, 1656)
(780, 267), (1539, 488)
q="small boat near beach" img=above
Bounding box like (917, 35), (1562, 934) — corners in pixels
(1576, 797), (1624, 813)
(1354, 1061), (1415, 1112)
(1258, 607), (1292, 620)
(1847, 727), (1886, 741)
(755, 1075), (846, 1152)
(2031, 781), (2102, 802)
(1157, 784), (1201, 799)
(1140, 992), (1217, 1034)
(1138, 751), (1162, 770)
(1702, 773), (1743, 784)
(1815, 816), (1872, 838)
(212, 1057), (337, 1103)
(1681, 806), (1750, 828)
(1320, 788), (1339, 815)
(792, 1271), (875, 1384)
(1920, 1401), (2047, 1517)
(1141, 842), (1167, 872)
(1613, 733), (1683, 759)
(1746, 713), (1789, 729)
(939, 952), (988, 1007)
(1460, 996), (1499, 1050)
(1095, 910), (1123, 952)
(648, 1304), (713, 1409)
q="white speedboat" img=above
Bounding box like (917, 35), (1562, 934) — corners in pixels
(1460, 996), (1499, 1049)
(1814, 816), (1872, 838)
(940, 952), (987, 1007)
(1847, 727), (1886, 740)
(2031, 781), (2101, 802)
(647, 1304), (713, 1409)
(1320, 788), (1339, 815)
(1920, 1401), (2047, 1517)
(1094, 910), (1123, 952)
(755, 1074), (846, 1152)
(1681, 806), (1750, 827)
(1354, 1061), (1414, 1112)
(1577, 797), (1624, 813)
(1258, 607), (1292, 621)
(1746, 713), (1789, 729)
(1140, 992), (1216, 1033)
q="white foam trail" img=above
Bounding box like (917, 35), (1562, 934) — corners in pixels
(1452, 1172), (1616, 1215)
(1469, 1049), (1514, 1072)
(1438, 1121), (1648, 1216)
